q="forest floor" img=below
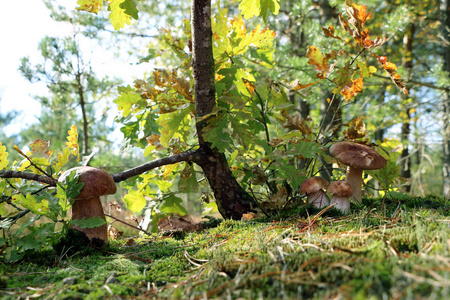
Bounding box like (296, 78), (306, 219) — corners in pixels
(1, 195), (449, 299)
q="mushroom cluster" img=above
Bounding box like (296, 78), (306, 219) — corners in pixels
(59, 166), (116, 245)
(299, 176), (353, 214)
(329, 141), (386, 203)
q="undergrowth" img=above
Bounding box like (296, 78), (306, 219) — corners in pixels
(1, 195), (449, 299)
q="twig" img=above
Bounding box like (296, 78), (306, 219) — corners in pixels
(104, 213), (151, 236)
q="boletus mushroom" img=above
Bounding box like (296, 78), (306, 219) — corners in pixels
(299, 176), (330, 208)
(59, 166), (116, 245)
(327, 181), (352, 214)
(329, 142), (386, 203)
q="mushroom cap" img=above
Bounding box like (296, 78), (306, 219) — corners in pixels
(300, 177), (329, 195)
(59, 166), (116, 199)
(327, 181), (353, 197)
(329, 142), (387, 170)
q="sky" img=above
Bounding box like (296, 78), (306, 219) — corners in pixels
(0, 0), (148, 138)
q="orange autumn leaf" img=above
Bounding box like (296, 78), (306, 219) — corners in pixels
(290, 79), (318, 90)
(341, 77), (364, 101)
(375, 55), (409, 95)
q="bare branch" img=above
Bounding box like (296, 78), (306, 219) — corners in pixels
(373, 73), (450, 92)
(111, 149), (201, 183)
(0, 170), (57, 186)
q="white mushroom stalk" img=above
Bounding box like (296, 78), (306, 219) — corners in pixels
(299, 177), (330, 208)
(327, 181), (353, 214)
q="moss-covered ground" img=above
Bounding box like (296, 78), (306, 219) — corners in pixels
(1, 195), (449, 299)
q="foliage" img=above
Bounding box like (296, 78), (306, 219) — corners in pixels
(0, 0), (443, 263)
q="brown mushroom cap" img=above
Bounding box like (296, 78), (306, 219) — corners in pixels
(327, 181), (352, 197)
(329, 142), (387, 170)
(59, 166), (116, 199)
(300, 177), (329, 195)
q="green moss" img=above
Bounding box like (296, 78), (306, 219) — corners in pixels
(2, 196), (449, 299)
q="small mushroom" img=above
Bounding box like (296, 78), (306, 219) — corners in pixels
(327, 181), (352, 214)
(299, 177), (330, 208)
(59, 166), (116, 244)
(329, 142), (387, 203)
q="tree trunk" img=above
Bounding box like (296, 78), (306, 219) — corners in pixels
(318, 0), (340, 182)
(191, 0), (256, 219)
(399, 23), (415, 193)
(441, 0), (450, 198)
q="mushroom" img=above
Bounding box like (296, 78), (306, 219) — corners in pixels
(329, 142), (387, 203)
(327, 181), (353, 214)
(59, 166), (116, 244)
(299, 177), (330, 208)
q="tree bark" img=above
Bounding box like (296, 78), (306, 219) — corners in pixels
(191, 0), (256, 219)
(399, 23), (415, 193)
(441, 0), (450, 198)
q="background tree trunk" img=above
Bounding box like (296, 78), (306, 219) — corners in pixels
(400, 23), (415, 192)
(191, 0), (256, 219)
(441, 0), (450, 198)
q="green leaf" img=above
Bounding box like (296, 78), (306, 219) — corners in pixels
(123, 189), (147, 213)
(202, 112), (234, 152)
(178, 163), (198, 193)
(70, 217), (106, 228)
(260, 0), (280, 21)
(114, 85), (141, 117)
(160, 195), (188, 215)
(239, 0), (260, 20)
(109, 0), (132, 30)
(239, 0), (280, 21)
(119, 0), (138, 20)
(12, 194), (49, 216)
(158, 104), (193, 147)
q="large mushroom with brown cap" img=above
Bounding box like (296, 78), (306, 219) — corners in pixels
(299, 176), (330, 208)
(59, 166), (116, 245)
(327, 181), (353, 214)
(329, 142), (387, 203)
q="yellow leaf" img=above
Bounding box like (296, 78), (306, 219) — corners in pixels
(29, 139), (53, 158)
(66, 125), (80, 161)
(76, 0), (103, 14)
(0, 143), (9, 170)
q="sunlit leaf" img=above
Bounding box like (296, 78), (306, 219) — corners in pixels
(109, 0), (132, 30)
(76, 0), (103, 14)
(158, 104), (194, 147)
(0, 143), (9, 170)
(123, 189), (147, 213)
(12, 194), (49, 216)
(66, 125), (80, 160)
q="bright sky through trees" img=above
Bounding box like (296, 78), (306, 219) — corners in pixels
(0, 0), (147, 138)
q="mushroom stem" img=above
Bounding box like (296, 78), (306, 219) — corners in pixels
(308, 190), (330, 208)
(330, 196), (350, 214)
(71, 197), (108, 242)
(346, 167), (363, 203)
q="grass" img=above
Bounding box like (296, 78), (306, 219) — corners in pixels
(1, 195), (449, 299)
